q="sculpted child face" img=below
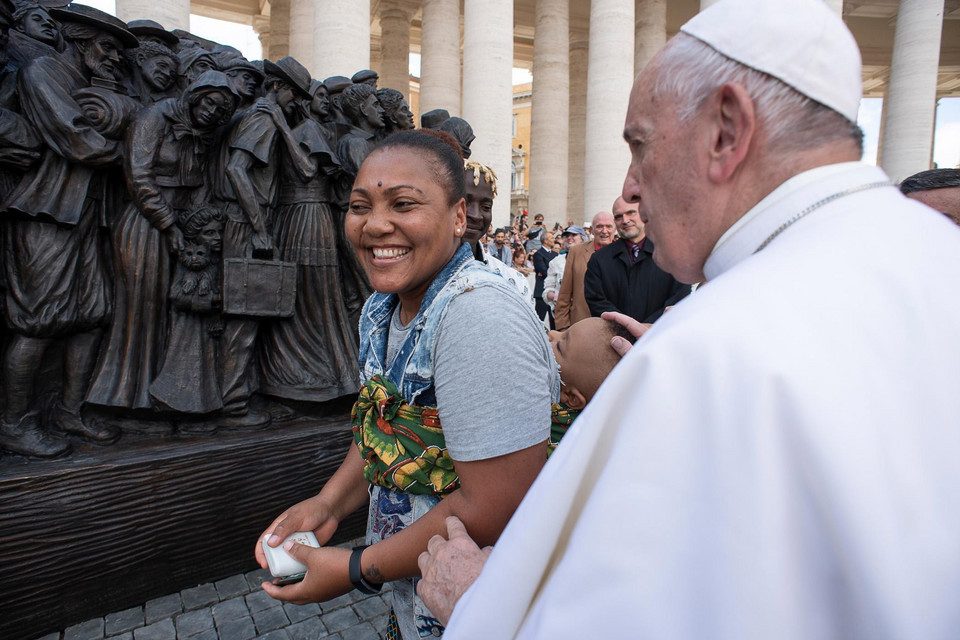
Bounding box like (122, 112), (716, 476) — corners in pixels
(391, 99), (415, 130)
(311, 86), (330, 119)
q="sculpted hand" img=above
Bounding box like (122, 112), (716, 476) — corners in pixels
(255, 99), (285, 126)
(261, 543), (353, 605)
(254, 494), (340, 571)
(252, 229), (274, 253)
(417, 516), (492, 626)
(164, 226), (185, 254)
(601, 311), (651, 357)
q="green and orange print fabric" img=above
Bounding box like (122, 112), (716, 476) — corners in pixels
(351, 376), (459, 498)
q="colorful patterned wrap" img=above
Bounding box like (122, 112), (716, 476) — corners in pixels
(548, 402), (580, 457)
(351, 375), (459, 498)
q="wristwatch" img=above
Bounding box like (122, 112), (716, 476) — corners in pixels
(349, 545), (382, 595)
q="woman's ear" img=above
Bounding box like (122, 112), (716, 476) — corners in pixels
(560, 386), (587, 411)
(454, 197), (467, 236)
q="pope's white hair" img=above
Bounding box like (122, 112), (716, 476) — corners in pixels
(651, 33), (863, 154)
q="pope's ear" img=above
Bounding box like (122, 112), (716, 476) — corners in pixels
(707, 82), (755, 184)
(560, 386), (587, 411)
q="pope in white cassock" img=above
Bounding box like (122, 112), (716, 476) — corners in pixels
(417, 0), (960, 638)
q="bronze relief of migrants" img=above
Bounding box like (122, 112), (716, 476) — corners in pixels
(0, 2), (473, 460)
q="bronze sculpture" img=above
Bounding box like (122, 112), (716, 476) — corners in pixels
(0, 3), (471, 458)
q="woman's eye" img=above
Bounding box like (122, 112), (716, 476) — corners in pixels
(349, 202), (370, 213)
(394, 200), (416, 210)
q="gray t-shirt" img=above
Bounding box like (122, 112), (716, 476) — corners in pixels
(385, 287), (555, 462)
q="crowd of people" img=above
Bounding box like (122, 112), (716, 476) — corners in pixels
(261, 0), (960, 638)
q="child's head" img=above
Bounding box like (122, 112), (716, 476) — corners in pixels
(548, 317), (636, 409)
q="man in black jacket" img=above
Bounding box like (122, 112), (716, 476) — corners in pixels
(584, 196), (690, 324)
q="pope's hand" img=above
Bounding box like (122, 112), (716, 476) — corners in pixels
(601, 311), (651, 356)
(417, 516), (492, 626)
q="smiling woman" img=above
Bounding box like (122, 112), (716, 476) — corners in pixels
(256, 130), (559, 639)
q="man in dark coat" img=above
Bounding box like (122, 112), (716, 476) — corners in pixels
(584, 196), (690, 324)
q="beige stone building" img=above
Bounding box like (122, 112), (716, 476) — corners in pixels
(121, 0), (960, 227)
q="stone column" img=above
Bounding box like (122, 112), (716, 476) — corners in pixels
(116, 0), (190, 31)
(635, 0), (665, 77)
(529, 0), (569, 226)
(379, 2), (414, 96)
(268, 0), (290, 59)
(289, 0), (314, 71)
(253, 15), (271, 55)
(313, 0), (371, 78)
(880, 0), (944, 182)
(420, 0), (461, 116)
(567, 31), (588, 227)
(463, 0), (514, 226)
(583, 0), (634, 219)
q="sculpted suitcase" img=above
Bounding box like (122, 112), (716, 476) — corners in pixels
(222, 254), (297, 318)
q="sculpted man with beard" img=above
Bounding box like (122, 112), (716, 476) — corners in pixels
(0, 4), (138, 457)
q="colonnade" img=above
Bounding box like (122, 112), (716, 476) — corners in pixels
(113, 0), (948, 223)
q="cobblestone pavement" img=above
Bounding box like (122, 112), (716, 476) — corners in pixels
(37, 539), (393, 640)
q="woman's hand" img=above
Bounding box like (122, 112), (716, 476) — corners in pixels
(261, 544), (354, 605)
(254, 494), (341, 570)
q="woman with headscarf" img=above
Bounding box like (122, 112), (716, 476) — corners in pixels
(87, 71), (239, 422)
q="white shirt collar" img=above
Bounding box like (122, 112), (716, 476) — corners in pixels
(703, 162), (889, 281)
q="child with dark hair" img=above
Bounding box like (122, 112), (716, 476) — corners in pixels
(547, 317), (637, 452)
(150, 206), (226, 420)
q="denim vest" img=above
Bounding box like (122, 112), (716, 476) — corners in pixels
(358, 242), (533, 407)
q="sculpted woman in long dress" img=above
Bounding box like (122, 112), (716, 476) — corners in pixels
(86, 71), (238, 423)
(258, 80), (369, 403)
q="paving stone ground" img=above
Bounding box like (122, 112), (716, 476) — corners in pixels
(39, 539), (392, 640)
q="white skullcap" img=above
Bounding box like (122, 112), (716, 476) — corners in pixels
(680, 0), (862, 123)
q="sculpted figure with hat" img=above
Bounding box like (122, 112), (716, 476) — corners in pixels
(0, 3), (138, 457)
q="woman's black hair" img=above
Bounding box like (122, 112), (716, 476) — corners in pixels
(372, 129), (466, 207)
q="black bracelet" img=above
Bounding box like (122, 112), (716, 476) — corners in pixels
(349, 545), (382, 595)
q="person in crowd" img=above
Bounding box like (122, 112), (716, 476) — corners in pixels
(524, 213), (545, 253)
(532, 230), (558, 327)
(417, 0), (960, 637)
(87, 71), (238, 426)
(0, 3), (138, 457)
(463, 158), (533, 301)
(541, 225), (586, 324)
(487, 227), (511, 264)
(256, 130), (557, 640)
(553, 210), (615, 329)
(899, 168), (960, 226)
(585, 195), (690, 324)
(511, 243), (535, 304)
(375, 87), (415, 137)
